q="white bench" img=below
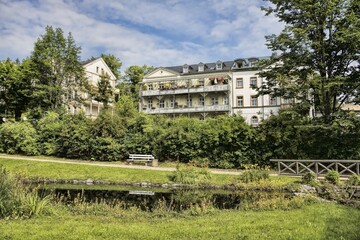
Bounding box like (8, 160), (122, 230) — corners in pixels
(127, 154), (155, 166)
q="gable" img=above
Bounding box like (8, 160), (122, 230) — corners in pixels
(83, 58), (117, 80)
(144, 67), (179, 79)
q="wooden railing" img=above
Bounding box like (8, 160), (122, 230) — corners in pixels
(270, 159), (360, 177)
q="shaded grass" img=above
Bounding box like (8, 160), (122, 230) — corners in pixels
(0, 203), (359, 240)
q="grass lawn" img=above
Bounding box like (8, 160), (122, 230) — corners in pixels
(0, 203), (359, 240)
(0, 157), (297, 187)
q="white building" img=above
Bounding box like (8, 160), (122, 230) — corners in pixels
(80, 58), (118, 117)
(139, 57), (289, 125)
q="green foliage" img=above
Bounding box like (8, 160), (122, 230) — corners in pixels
(302, 172), (317, 186)
(168, 166), (212, 185)
(30, 26), (86, 113)
(260, 0), (360, 122)
(0, 59), (34, 121)
(100, 53), (122, 79)
(94, 74), (114, 107)
(0, 121), (39, 155)
(0, 166), (21, 218)
(325, 170), (340, 185)
(36, 111), (63, 155)
(0, 166), (50, 219)
(237, 169), (270, 183)
(346, 174), (360, 186)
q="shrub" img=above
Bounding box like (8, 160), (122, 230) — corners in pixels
(346, 174), (360, 186)
(302, 172), (317, 186)
(168, 166), (212, 185)
(325, 170), (340, 185)
(237, 169), (269, 183)
(0, 121), (39, 155)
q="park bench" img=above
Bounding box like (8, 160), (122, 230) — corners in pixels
(127, 154), (157, 166)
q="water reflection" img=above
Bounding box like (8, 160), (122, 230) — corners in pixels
(40, 184), (292, 211)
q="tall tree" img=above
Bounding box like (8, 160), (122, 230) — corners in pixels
(0, 59), (34, 121)
(100, 53), (122, 79)
(259, 0), (360, 123)
(30, 26), (86, 113)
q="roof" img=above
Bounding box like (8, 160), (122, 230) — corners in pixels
(155, 57), (270, 76)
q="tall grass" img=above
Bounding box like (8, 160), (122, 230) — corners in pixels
(0, 166), (51, 219)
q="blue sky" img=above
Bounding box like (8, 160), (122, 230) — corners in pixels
(0, 0), (283, 71)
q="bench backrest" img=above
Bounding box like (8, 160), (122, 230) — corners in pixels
(129, 154), (154, 160)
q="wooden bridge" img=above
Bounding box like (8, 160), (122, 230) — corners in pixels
(270, 159), (360, 177)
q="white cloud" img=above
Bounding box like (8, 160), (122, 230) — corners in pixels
(0, 0), (283, 70)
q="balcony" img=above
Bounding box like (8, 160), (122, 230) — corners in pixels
(142, 104), (230, 114)
(141, 84), (229, 97)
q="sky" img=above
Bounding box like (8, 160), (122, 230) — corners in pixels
(0, 0), (283, 71)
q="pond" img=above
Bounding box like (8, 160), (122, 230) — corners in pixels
(39, 184), (293, 211)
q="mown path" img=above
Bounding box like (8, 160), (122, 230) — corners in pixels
(0, 154), (245, 175)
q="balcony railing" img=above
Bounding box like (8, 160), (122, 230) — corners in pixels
(142, 104), (230, 114)
(141, 84), (229, 97)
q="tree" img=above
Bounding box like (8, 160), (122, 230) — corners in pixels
(95, 74), (113, 108)
(29, 26), (86, 113)
(259, 0), (360, 123)
(100, 54), (122, 79)
(0, 59), (34, 121)
(120, 65), (154, 100)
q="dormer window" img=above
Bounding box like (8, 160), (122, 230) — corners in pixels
(183, 64), (189, 73)
(216, 60), (223, 70)
(198, 62), (204, 72)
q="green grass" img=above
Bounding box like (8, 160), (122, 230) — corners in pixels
(0, 203), (359, 240)
(0, 157), (298, 187)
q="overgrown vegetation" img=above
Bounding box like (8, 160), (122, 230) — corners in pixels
(0, 166), (50, 219)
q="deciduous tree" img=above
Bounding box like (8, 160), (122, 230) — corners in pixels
(259, 0), (360, 123)
(30, 26), (86, 113)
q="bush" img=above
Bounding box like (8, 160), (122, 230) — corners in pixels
(238, 169), (269, 183)
(302, 172), (317, 186)
(168, 166), (212, 185)
(325, 170), (340, 185)
(346, 174), (360, 186)
(0, 121), (39, 155)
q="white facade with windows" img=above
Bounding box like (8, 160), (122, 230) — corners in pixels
(81, 58), (118, 118)
(139, 57), (290, 125)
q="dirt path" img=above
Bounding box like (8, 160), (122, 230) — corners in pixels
(0, 154), (243, 175)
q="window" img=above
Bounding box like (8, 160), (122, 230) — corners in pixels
(251, 116), (259, 126)
(148, 84), (153, 90)
(199, 79), (204, 86)
(96, 66), (99, 73)
(236, 78), (243, 88)
(270, 97), (277, 106)
(223, 96), (229, 105)
(211, 96), (218, 105)
(170, 99), (174, 108)
(187, 96), (192, 107)
(237, 96), (244, 107)
(147, 100), (153, 109)
(159, 83), (164, 89)
(199, 97), (204, 106)
(198, 63), (204, 72)
(250, 77), (257, 88)
(159, 99), (165, 108)
(251, 96), (258, 106)
(216, 60), (222, 70)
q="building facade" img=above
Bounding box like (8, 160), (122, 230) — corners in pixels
(139, 57), (301, 125)
(81, 58), (118, 118)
